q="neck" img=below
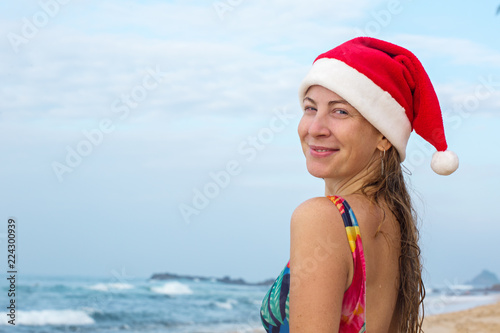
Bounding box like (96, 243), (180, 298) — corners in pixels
(323, 158), (380, 197)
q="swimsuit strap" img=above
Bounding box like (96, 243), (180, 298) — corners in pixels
(327, 195), (367, 332)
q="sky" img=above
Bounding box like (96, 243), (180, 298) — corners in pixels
(0, 0), (499, 287)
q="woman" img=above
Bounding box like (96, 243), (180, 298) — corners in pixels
(260, 37), (459, 333)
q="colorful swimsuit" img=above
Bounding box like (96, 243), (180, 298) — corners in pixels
(260, 196), (367, 332)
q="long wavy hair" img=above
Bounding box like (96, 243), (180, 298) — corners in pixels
(359, 146), (425, 333)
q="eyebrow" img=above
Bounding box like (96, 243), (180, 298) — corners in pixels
(303, 96), (352, 107)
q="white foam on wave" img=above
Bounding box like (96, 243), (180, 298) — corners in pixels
(88, 282), (134, 291)
(0, 309), (95, 326)
(447, 284), (475, 291)
(151, 281), (193, 295)
(425, 293), (500, 315)
(215, 299), (237, 310)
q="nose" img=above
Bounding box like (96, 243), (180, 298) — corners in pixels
(308, 112), (330, 137)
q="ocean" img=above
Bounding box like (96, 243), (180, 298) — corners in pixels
(1, 275), (499, 332)
(1, 275), (266, 333)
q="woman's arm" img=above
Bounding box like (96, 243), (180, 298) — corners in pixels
(289, 197), (353, 332)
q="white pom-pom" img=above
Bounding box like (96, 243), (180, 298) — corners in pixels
(431, 150), (459, 175)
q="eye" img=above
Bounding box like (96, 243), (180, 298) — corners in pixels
(304, 106), (317, 113)
(333, 109), (349, 116)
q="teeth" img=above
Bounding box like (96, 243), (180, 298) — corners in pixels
(315, 149), (329, 152)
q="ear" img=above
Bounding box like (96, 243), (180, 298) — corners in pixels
(377, 136), (392, 152)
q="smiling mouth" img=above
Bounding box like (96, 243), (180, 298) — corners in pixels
(310, 145), (338, 152)
(309, 145), (339, 157)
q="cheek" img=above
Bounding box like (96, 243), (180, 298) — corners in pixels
(297, 116), (309, 140)
(354, 127), (380, 156)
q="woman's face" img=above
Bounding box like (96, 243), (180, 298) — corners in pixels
(298, 85), (384, 182)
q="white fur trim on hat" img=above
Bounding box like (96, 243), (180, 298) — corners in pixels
(298, 58), (412, 161)
(431, 150), (459, 175)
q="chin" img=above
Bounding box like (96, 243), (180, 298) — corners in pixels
(306, 165), (332, 179)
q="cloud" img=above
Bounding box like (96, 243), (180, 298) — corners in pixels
(437, 79), (500, 117)
(1, 18), (306, 125)
(1, 0), (427, 130)
(392, 34), (500, 68)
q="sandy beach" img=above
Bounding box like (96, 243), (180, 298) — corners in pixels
(423, 301), (500, 332)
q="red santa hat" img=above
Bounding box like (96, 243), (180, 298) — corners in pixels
(298, 37), (458, 175)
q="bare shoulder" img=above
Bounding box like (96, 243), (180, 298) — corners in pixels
(290, 196), (352, 277)
(291, 196), (344, 231)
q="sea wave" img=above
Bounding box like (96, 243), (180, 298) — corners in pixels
(0, 309), (95, 326)
(150, 281), (193, 295)
(214, 299), (238, 310)
(88, 282), (135, 291)
(425, 293), (500, 315)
